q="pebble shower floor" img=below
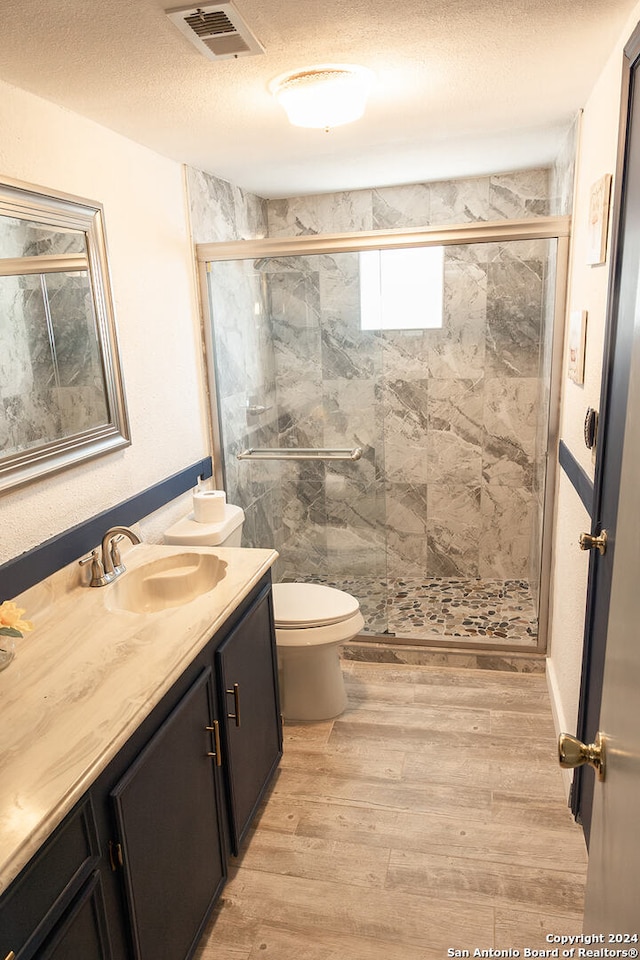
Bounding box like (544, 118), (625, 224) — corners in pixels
(289, 576), (538, 648)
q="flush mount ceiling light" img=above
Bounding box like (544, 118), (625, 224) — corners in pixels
(269, 65), (373, 130)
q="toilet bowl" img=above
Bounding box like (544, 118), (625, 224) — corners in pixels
(164, 503), (364, 722)
(273, 582), (364, 722)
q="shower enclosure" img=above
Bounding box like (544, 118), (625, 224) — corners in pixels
(197, 217), (569, 653)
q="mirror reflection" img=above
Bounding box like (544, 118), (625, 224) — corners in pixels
(0, 179), (130, 491)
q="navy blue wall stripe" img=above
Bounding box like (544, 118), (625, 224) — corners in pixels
(558, 440), (594, 517)
(0, 457), (213, 601)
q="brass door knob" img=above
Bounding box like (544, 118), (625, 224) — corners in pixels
(579, 530), (608, 555)
(558, 731), (606, 781)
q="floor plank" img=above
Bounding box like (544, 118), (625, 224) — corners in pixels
(194, 659), (588, 958)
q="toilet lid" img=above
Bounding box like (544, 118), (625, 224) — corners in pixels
(272, 583), (361, 628)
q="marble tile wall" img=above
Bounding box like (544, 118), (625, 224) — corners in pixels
(188, 166), (562, 597)
(264, 170), (554, 584)
(186, 169), (285, 566)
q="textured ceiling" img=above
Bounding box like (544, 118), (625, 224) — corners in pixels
(0, 0), (637, 198)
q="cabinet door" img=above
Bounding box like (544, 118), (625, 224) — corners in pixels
(111, 668), (226, 960)
(37, 872), (112, 960)
(0, 799), (99, 960)
(216, 585), (282, 853)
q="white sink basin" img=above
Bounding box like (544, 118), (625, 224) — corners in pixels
(105, 552), (227, 614)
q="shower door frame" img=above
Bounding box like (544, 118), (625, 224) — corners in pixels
(196, 215), (571, 655)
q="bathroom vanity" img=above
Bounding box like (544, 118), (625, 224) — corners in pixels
(0, 545), (282, 960)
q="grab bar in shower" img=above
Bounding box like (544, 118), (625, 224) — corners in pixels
(237, 447), (363, 461)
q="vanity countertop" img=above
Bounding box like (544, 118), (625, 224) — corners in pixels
(0, 543), (278, 895)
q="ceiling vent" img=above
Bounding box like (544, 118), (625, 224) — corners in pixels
(166, 2), (265, 60)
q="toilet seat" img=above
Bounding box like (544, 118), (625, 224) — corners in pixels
(274, 611), (365, 647)
(272, 582), (360, 629)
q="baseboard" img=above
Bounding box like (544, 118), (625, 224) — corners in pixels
(545, 655), (574, 801)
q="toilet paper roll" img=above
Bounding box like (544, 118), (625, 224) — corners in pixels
(193, 489), (227, 523)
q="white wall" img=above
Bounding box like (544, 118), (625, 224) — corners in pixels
(0, 80), (210, 565)
(546, 2), (640, 776)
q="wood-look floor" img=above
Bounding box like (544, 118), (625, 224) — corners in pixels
(194, 660), (588, 960)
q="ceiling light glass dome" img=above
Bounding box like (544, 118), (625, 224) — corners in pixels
(270, 64), (373, 130)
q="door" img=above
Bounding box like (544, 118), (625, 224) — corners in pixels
(111, 668), (226, 960)
(572, 22), (640, 842)
(580, 23), (640, 929)
(582, 228), (640, 930)
(215, 585), (282, 853)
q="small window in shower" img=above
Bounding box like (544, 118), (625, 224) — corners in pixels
(359, 246), (444, 331)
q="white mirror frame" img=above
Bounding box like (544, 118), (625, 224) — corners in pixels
(0, 176), (130, 492)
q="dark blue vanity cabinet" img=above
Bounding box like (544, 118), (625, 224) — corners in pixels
(0, 800), (111, 960)
(0, 575), (282, 960)
(216, 584), (282, 854)
(110, 668), (227, 960)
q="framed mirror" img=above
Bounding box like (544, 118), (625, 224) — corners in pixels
(0, 177), (130, 492)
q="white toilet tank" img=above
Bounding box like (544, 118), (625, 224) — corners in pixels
(164, 503), (245, 547)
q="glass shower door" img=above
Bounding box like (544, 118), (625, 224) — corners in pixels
(207, 251), (389, 636)
(204, 228), (562, 651)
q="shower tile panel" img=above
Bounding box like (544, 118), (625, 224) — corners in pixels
(252, 487), (283, 542)
(187, 169), (236, 242)
(188, 168), (268, 243)
(426, 431), (483, 486)
(427, 378), (484, 440)
(264, 168), (551, 238)
(321, 321), (380, 381)
(372, 183), (431, 229)
(426, 483), (482, 578)
(322, 378), (379, 436)
(273, 326), (323, 383)
(479, 484), (536, 579)
(380, 330), (431, 381)
(326, 525), (386, 578)
(267, 191), (374, 237)
(279, 478), (328, 579)
(268, 270), (321, 329)
(384, 482), (429, 579)
(485, 258), (544, 378)
(482, 378), (538, 489)
(489, 170), (550, 220)
(318, 256), (382, 382)
(429, 257), (487, 380)
(429, 177), (492, 224)
(213, 327), (247, 399)
(382, 379), (430, 484)
(426, 379), (484, 485)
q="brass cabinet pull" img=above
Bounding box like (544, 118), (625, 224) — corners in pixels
(108, 840), (124, 871)
(226, 683), (241, 727)
(4, 951), (16, 960)
(206, 721), (222, 766)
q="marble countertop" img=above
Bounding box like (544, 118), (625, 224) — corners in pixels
(0, 543), (278, 895)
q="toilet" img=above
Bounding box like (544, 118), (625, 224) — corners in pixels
(272, 582), (364, 722)
(164, 502), (364, 722)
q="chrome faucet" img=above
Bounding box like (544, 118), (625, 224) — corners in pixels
(101, 526), (141, 579)
(80, 526), (141, 587)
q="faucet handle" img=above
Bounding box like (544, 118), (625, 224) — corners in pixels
(109, 535), (127, 575)
(79, 548), (113, 587)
